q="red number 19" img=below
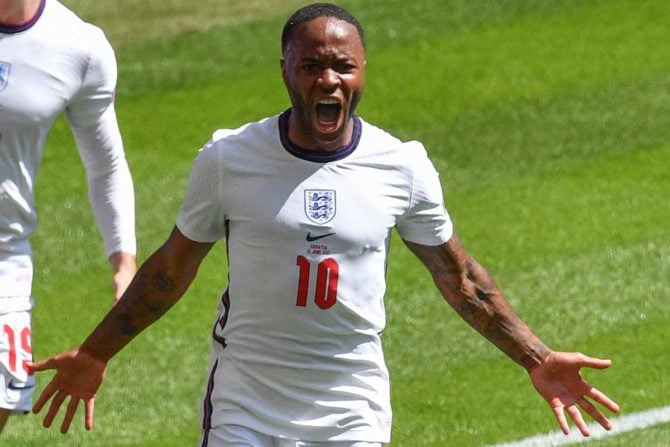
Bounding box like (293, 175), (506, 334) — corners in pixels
(3, 324), (32, 374)
(296, 256), (339, 309)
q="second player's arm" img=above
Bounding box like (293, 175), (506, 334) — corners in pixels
(109, 251), (137, 303)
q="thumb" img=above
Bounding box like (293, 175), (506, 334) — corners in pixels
(576, 353), (612, 370)
(25, 357), (56, 373)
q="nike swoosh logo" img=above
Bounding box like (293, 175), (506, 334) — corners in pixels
(306, 232), (335, 242)
(7, 381), (35, 391)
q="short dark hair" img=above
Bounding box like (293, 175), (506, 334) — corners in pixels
(281, 3), (366, 55)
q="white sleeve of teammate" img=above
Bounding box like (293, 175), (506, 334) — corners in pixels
(65, 27), (136, 257)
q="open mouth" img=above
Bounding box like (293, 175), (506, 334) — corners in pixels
(315, 99), (342, 127)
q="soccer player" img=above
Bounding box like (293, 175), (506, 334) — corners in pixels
(28, 3), (618, 446)
(0, 0), (136, 433)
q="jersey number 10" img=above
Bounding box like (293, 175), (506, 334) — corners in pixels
(296, 256), (339, 309)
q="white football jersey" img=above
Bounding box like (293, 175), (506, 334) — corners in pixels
(178, 112), (453, 442)
(0, 0), (135, 303)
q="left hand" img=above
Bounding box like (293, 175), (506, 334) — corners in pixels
(529, 351), (620, 436)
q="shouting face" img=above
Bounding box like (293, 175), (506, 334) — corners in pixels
(281, 16), (366, 151)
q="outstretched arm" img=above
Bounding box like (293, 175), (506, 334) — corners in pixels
(28, 226), (214, 433)
(404, 233), (619, 436)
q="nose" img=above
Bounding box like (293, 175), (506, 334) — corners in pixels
(317, 68), (340, 89)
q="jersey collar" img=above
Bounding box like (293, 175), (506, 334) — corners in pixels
(278, 109), (361, 163)
(0, 0), (46, 34)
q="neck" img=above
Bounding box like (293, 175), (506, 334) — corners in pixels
(0, 0), (41, 25)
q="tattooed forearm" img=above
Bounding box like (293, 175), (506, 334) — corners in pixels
(98, 269), (178, 343)
(154, 270), (175, 292)
(116, 312), (139, 337)
(451, 266), (549, 369)
(79, 227), (213, 363)
(123, 269), (178, 321)
(481, 310), (550, 370)
(404, 236), (551, 371)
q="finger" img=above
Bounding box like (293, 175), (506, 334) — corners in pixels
(586, 386), (620, 413)
(60, 396), (80, 434)
(576, 354), (612, 370)
(566, 404), (590, 437)
(43, 391), (68, 428)
(552, 406), (570, 435)
(33, 381), (59, 414)
(578, 397), (612, 430)
(84, 397), (95, 430)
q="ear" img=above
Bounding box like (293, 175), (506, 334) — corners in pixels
(280, 59), (288, 84)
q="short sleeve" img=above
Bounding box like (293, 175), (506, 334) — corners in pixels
(176, 140), (227, 243)
(395, 141), (454, 245)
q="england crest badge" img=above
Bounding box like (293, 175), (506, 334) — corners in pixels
(305, 189), (336, 225)
(0, 61), (10, 92)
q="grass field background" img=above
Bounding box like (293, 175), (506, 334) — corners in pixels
(4, 0), (670, 445)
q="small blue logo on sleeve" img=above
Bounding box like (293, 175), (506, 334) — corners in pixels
(0, 61), (11, 92)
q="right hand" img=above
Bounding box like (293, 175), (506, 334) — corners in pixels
(27, 348), (107, 433)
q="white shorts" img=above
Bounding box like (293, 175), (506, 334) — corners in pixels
(199, 424), (384, 447)
(0, 308), (35, 413)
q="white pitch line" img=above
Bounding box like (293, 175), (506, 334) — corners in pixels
(489, 406), (670, 447)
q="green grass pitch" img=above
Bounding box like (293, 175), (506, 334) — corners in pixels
(4, 0), (670, 445)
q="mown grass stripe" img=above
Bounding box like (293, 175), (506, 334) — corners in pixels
(490, 406), (670, 446)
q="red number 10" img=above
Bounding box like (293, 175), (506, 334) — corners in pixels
(296, 256), (339, 309)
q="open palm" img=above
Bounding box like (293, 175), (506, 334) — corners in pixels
(529, 351), (620, 436)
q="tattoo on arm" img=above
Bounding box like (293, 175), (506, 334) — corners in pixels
(82, 230), (211, 362)
(139, 270), (177, 316)
(406, 237), (550, 370)
(113, 270), (176, 338)
(154, 271), (175, 292)
(115, 313), (138, 338)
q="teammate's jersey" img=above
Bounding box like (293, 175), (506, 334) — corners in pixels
(0, 0), (135, 302)
(177, 111), (453, 442)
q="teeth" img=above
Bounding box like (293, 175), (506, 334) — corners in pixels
(318, 99), (340, 105)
